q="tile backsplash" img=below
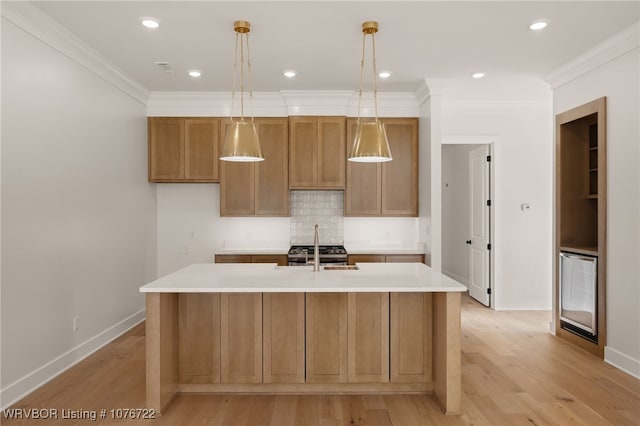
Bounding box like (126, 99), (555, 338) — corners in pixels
(290, 191), (344, 244)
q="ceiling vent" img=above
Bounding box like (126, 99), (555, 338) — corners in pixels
(154, 62), (174, 73)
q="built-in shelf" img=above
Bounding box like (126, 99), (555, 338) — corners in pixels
(560, 246), (598, 257)
(555, 96), (606, 359)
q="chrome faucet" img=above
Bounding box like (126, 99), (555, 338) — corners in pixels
(313, 224), (320, 272)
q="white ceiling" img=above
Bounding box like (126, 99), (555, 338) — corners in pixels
(32, 1), (640, 93)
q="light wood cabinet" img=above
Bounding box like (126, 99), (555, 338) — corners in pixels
(390, 293), (432, 383)
(347, 293), (389, 383)
(263, 293), (305, 383)
(305, 293), (348, 383)
(348, 254), (425, 265)
(148, 117), (220, 182)
(348, 254), (385, 264)
(220, 293), (262, 383)
(220, 118), (289, 216)
(214, 254), (288, 266)
(345, 118), (418, 216)
(385, 255), (425, 263)
(289, 116), (346, 189)
(178, 294), (221, 384)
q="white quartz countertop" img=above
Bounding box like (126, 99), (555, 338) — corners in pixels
(140, 263), (466, 293)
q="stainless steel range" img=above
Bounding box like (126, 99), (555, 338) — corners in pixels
(287, 245), (348, 266)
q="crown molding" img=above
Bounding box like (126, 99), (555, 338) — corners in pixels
(147, 92), (288, 117)
(281, 90), (354, 115)
(542, 21), (639, 89)
(2, 1), (150, 105)
(148, 90), (419, 117)
(1, 1), (149, 105)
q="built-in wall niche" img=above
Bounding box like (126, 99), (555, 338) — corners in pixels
(555, 96), (606, 358)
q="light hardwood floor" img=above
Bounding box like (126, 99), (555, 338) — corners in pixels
(3, 295), (639, 425)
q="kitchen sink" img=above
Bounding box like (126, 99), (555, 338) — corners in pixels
(323, 265), (359, 271)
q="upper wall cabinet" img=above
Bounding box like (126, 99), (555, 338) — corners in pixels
(345, 118), (419, 216)
(289, 116), (346, 189)
(220, 118), (289, 216)
(148, 117), (220, 182)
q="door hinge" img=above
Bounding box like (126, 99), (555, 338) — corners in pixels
(487, 243), (492, 250)
(487, 288), (492, 295)
(486, 199), (491, 206)
(486, 155), (491, 162)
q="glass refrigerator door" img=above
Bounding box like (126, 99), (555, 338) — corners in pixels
(560, 252), (597, 335)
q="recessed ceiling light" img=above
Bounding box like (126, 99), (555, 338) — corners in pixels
(529, 19), (549, 31)
(378, 71), (392, 79)
(141, 18), (160, 29)
(284, 71), (296, 78)
(472, 72), (486, 79)
(188, 70), (202, 78)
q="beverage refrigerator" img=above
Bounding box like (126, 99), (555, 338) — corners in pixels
(559, 251), (598, 341)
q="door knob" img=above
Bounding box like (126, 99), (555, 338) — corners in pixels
(466, 240), (472, 245)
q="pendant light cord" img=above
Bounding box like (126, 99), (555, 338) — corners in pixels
(356, 32), (366, 124)
(247, 33), (255, 124)
(356, 29), (380, 124)
(371, 32), (379, 122)
(230, 32), (238, 122)
(230, 26), (255, 123)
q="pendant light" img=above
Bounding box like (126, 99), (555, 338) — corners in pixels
(220, 20), (264, 162)
(348, 21), (392, 163)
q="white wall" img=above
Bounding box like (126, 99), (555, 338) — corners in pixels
(155, 184), (422, 277)
(441, 90), (554, 310)
(442, 144), (477, 285)
(552, 47), (640, 377)
(1, 19), (156, 406)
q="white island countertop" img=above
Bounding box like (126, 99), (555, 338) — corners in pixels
(139, 262), (466, 293)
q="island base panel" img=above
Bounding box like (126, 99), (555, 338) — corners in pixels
(433, 292), (462, 414)
(145, 291), (461, 415)
(146, 293), (178, 414)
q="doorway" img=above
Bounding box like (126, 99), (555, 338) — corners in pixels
(442, 143), (493, 306)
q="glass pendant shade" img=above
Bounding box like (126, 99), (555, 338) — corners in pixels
(348, 121), (392, 162)
(220, 120), (264, 162)
(348, 20), (392, 163)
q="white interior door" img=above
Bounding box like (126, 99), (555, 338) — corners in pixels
(468, 145), (491, 306)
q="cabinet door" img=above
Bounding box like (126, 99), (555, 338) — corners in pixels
(254, 118), (289, 216)
(185, 118), (220, 182)
(220, 160), (255, 216)
(385, 255), (425, 263)
(214, 255), (252, 263)
(306, 293), (348, 383)
(178, 294), (221, 384)
(317, 117), (346, 189)
(149, 118), (184, 181)
(289, 117), (317, 188)
(381, 118), (418, 216)
(263, 293), (305, 383)
(345, 118), (381, 215)
(220, 293), (262, 383)
(348, 254), (386, 265)
(348, 293), (389, 383)
(390, 293), (432, 383)
(251, 255), (288, 266)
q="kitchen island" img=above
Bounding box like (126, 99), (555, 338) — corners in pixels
(140, 262), (466, 415)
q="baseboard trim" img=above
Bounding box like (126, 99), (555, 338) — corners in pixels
(1, 309), (146, 410)
(605, 346), (640, 379)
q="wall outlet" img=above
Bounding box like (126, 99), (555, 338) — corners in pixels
(73, 316), (80, 333)
(247, 232), (253, 240)
(179, 246), (188, 255)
